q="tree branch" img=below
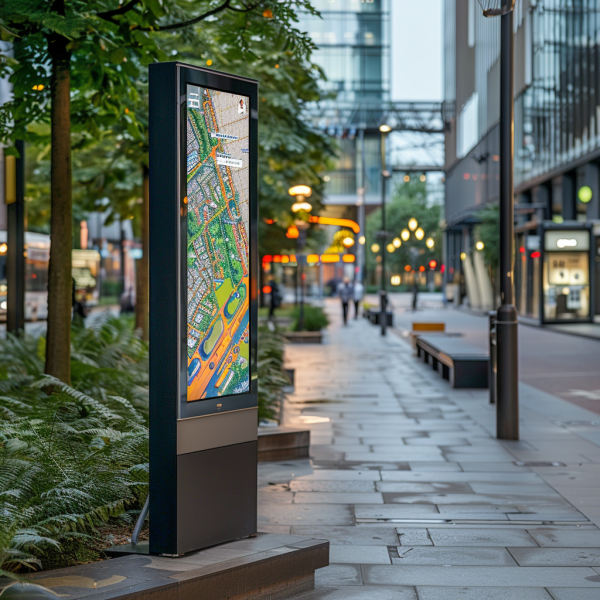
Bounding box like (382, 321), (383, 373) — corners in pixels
(96, 0), (141, 21)
(160, 0), (237, 31)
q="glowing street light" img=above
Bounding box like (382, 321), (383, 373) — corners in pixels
(401, 229), (410, 242)
(393, 237), (401, 248)
(415, 228), (425, 241)
(387, 243), (395, 253)
(291, 201), (312, 212)
(426, 237), (435, 249)
(288, 185), (312, 197)
(343, 236), (355, 248)
(371, 243), (380, 253)
(408, 218), (418, 231)
(379, 124), (392, 133)
(358, 235), (366, 245)
(476, 241), (485, 251)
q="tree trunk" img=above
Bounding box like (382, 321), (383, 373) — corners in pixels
(135, 165), (149, 341)
(45, 32), (72, 384)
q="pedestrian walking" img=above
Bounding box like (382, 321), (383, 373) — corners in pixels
(268, 279), (281, 320)
(412, 277), (419, 312)
(353, 279), (364, 319)
(337, 277), (354, 325)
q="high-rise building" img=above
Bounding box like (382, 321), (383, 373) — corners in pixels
(299, 0), (390, 208)
(444, 0), (600, 324)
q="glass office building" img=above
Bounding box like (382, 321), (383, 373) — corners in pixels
(444, 0), (600, 323)
(299, 0), (390, 206)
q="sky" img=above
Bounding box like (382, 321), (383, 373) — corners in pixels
(391, 0), (443, 102)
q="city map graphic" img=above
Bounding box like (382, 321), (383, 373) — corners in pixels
(186, 85), (250, 401)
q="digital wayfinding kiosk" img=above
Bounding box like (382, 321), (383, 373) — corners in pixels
(149, 62), (259, 555)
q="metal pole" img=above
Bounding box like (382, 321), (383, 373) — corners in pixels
(358, 128), (367, 284)
(496, 3), (519, 440)
(7, 140), (25, 335)
(380, 132), (387, 336)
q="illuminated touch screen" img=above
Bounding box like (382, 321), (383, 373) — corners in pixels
(186, 85), (250, 402)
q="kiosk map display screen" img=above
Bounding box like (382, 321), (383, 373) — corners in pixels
(186, 85), (250, 402)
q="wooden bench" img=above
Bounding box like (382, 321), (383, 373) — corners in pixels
(416, 334), (489, 389)
(412, 322), (446, 332)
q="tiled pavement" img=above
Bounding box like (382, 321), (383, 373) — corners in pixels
(258, 300), (600, 599)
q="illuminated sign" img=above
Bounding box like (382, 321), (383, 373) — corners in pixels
(545, 230), (590, 252)
(186, 85), (250, 402)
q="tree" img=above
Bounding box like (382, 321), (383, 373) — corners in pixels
(365, 179), (442, 286)
(0, 0), (320, 379)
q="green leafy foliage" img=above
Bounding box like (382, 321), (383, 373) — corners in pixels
(292, 305), (329, 332)
(366, 179), (442, 277)
(477, 203), (500, 276)
(257, 326), (288, 422)
(0, 316), (148, 573)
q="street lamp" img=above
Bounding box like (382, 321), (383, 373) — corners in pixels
(342, 236), (355, 249)
(288, 185), (313, 332)
(408, 218), (418, 232)
(426, 237), (435, 249)
(379, 123), (392, 336)
(415, 228), (425, 241)
(393, 237), (401, 248)
(478, 0), (519, 441)
(401, 229), (410, 242)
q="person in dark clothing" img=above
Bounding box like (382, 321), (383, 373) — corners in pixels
(412, 277), (419, 311)
(337, 277), (354, 325)
(268, 279), (281, 319)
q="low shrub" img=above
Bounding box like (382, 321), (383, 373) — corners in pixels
(291, 305), (329, 332)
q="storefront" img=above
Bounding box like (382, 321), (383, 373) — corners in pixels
(541, 226), (593, 324)
(515, 223), (594, 324)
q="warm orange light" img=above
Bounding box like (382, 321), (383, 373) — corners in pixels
(307, 254), (320, 263)
(206, 59), (213, 66)
(264, 218), (275, 224)
(404, 265), (411, 272)
(262, 255), (273, 263)
(263, 286), (272, 294)
(429, 260), (437, 269)
(0, 244), (6, 254)
(321, 254), (340, 263)
(288, 185), (312, 197)
(419, 266), (426, 272)
(290, 255), (298, 263)
(286, 225), (300, 239)
(263, 8), (273, 17)
(281, 256), (289, 264)
(308, 216), (360, 234)
(273, 255), (282, 263)
(342, 254), (355, 263)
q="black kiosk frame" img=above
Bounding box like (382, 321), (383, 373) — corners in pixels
(149, 62), (259, 556)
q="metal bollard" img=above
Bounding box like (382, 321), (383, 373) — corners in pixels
(488, 311), (497, 405)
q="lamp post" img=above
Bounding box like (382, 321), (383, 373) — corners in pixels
(478, 0), (519, 440)
(289, 185), (312, 332)
(379, 124), (392, 336)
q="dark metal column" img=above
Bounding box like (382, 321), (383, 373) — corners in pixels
(7, 140), (25, 334)
(496, 3), (519, 440)
(380, 132), (387, 336)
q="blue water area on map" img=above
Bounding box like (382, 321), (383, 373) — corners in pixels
(202, 312), (249, 398)
(188, 358), (201, 386)
(224, 285), (245, 320)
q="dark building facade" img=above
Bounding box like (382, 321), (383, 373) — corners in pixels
(444, 0), (600, 323)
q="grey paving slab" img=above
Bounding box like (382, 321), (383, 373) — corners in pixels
(436, 504), (520, 514)
(392, 546), (517, 566)
(345, 451), (445, 462)
(548, 590), (600, 600)
(290, 480), (377, 492)
(314, 564), (363, 587)
(293, 492), (384, 504)
(362, 564), (600, 587)
(354, 504), (440, 519)
(408, 461), (463, 472)
(416, 587), (553, 599)
(298, 586), (418, 599)
(381, 492), (565, 506)
(380, 472), (540, 483)
(376, 482), (474, 493)
(508, 547), (600, 566)
(293, 470), (381, 481)
(329, 544), (392, 564)
(291, 526), (399, 546)
(427, 528), (538, 547)
(257, 503), (354, 526)
(529, 529), (600, 547)
(397, 529), (433, 546)
(470, 483), (559, 496)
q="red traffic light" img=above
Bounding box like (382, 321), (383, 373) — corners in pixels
(429, 260), (437, 270)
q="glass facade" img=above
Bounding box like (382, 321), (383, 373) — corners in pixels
(299, 0), (390, 204)
(515, 1), (600, 187)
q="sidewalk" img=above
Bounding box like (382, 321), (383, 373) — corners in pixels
(258, 299), (600, 599)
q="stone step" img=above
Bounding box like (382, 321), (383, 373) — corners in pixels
(258, 427), (310, 462)
(17, 534), (328, 600)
